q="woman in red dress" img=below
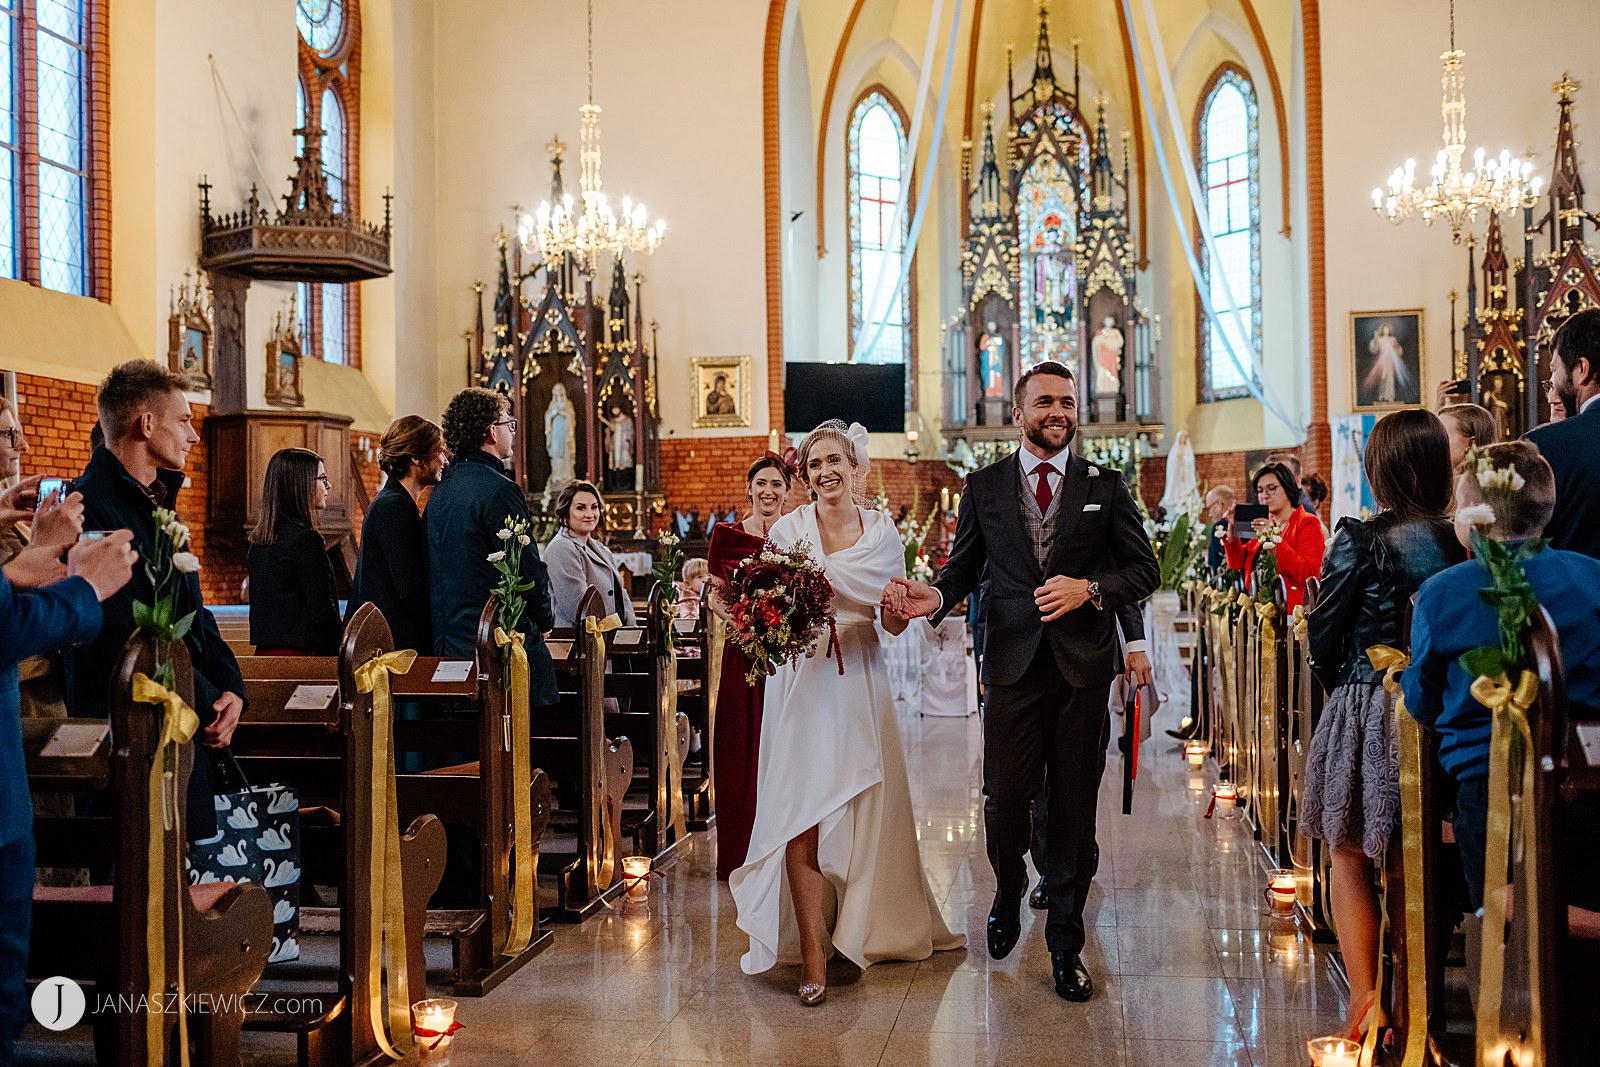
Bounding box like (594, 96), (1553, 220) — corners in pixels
(709, 453), (793, 880)
(1222, 462), (1326, 610)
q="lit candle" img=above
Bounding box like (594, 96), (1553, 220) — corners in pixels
(952, 492), (962, 513)
(940, 487), (950, 512)
(1213, 781), (1237, 816)
(768, 428), (780, 452)
(412, 998), (460, 1065)
(622, 855), (652, 902)
(1185, 740), (1206, 768)
(1306, 1035), (1360, 1067)
(1266, 869), (1296, 915)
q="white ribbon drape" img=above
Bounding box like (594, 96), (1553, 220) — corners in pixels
(851, 0), (964, 364)
(1119, 0), (1301, 434)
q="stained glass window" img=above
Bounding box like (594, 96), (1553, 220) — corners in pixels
(1197, 69), (1260, 402)
(296, 0), (357, 366)
(847, 91), (909, 365)
(1018, 155), (1078, 369)
(320, 87), (344, 209)
(296, 0), (343, 56)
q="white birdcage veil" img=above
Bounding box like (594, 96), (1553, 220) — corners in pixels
(796, 420), (871, 503)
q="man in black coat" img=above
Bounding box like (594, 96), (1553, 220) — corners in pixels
(888, 361), (1159, 1002)
(1526, 307), (1600, 558)
(64, 361), (245, 840)
(427, 388), (557, 706)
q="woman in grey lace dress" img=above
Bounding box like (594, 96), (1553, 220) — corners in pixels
(1302, 409), (1464, 1043)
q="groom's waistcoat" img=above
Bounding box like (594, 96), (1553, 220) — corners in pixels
(1018, 460), (1063, 572)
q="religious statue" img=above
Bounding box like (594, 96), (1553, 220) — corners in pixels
(544, 382), (577, 491)
(1091, 316), (1124, 396)
(600, 403), (635, 475)
(705, 373), (736, 416)
(1363, 323), (1411, 405)
(978, 322), (1006, 398)
(1483, 373), (1513, 443)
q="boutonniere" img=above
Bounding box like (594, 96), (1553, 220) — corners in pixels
(1087, 465), (1101, 478)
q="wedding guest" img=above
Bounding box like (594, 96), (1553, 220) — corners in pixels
(0, 531), (134, 1065)
(708, 451), (792, 880)
(427, 388), (556, 703)
(1526, 307), (1600, 557)
(348, 415), (446, 653)
(676, 556), (709, 620)
(1302, 409), (1464, 1043)
(248, 448), (341, 656)
(1401, 441), (1600, 1060)
(1546, 376), (1569, 424)
(1202, 485), (1236, 574)
(545, 480), (637, 629)
(1439, 402), (1496, 469)
(1222, 462), (1324, 609)
(65, 360), (244, 840)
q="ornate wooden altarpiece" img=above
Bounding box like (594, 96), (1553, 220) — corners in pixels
(1458, 77), (1599, 438)
(466, 140), (664, 542)
(942, 2), (1162, 469)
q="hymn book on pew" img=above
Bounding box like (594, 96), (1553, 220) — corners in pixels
(38, 721), (111, 758)
(283, 684), (339, 712)
(431, 660), (473, 683)
(1576, 723), (1600, 766)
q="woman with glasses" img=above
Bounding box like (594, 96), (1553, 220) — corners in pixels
(248, 447), (341, 655)
(1221, 461), (1325, 610)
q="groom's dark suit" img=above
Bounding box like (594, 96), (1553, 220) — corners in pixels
(933, 449), (1157, 956)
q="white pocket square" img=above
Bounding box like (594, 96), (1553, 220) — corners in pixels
(1084, 503), (1102, 512)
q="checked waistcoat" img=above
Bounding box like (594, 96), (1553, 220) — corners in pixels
(1018, 462), (1063, 572)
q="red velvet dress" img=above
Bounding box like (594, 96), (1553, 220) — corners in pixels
(709, 521), (768, 881)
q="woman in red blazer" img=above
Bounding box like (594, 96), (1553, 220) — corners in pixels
(1223, 462), (1325, 609)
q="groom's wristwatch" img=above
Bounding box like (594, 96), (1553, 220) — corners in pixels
(1087, 580), (1102, 610)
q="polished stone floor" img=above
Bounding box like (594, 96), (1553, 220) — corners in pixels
(432, 709), (1349, 1067)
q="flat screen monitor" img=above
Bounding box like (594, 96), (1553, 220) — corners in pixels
(783, 362), (905, 434)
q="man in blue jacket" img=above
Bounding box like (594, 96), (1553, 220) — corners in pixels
(0, 524), (136, 1062)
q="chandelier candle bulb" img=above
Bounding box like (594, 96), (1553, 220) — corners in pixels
(1185, 740), (1207, 768)
(1265, 869), (1297, 916)
(622, 856), (652, 902)
(412, 998), (459, 1065)
(1306, 1036), (1361, 1067)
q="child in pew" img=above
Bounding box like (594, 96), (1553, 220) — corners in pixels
(1400, 441), (1600, 1056)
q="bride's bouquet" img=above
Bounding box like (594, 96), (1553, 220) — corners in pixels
(725, 539), (840, 684)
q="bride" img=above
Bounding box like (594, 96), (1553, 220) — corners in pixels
(729, 420), (964, 1005)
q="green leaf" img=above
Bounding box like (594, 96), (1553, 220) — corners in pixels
(132, 600), (154, 630)
(515, 580), (537, 592)
(171, 610), (197, 641)
(1459, 646), (1507, 679)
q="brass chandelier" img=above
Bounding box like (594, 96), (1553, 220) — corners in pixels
(518, 0), (665, 272)
(1370, 0), (1541, 243)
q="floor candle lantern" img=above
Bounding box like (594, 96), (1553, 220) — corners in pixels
(1213, 781), (1237, 816)
(1265, 868), (1297, 917)
(413, 998), (461, 1065)
(622, 855), (652, 902)
(1306, 1035), (1360, 1066)
(1185, 740), (1207, 768)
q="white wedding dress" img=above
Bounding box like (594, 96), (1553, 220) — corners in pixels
(730, 504), (965, 974)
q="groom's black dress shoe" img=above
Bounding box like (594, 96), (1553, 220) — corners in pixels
(1052, 951), (1093, 1001)
(987, 896), (1022, 960)
(1028, 879), (1048, 909)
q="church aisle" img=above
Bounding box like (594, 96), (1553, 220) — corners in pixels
(429, 712), (1347, 1067)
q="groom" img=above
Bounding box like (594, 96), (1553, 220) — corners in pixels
(886, 360), (1158, 1001)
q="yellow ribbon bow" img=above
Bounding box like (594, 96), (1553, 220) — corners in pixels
(1364, 644), (1410, 695)
(132, 672), (199, 1067)
(352, 648), (418, 1057)
(1469, 670), (1539, 719)
(1290, 605), (1308, 641)
(1255, 602), (1276, 623)
(490, 626), (539, 958)
(585, 613), (623, 637)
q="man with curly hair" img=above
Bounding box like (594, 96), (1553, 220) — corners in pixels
(427, 388), (556, 705)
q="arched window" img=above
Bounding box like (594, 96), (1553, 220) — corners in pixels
(846, 89), (911, 365)
(0, 0), (108, 297)
(1196, 65), (1260, 402)
(295, 0), (359, 367)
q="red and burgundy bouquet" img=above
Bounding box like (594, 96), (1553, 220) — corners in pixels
(725, 538), (840, 684)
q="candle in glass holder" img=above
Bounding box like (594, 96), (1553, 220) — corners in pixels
(1213, 781), (1237, 816)
(622, 855), (652, 902)
(412, 998), (459, 1065)
(1306, 1035), (1360, 1066)
(1265, 869), (1296, 915)
(1185, 740), (1207, 768)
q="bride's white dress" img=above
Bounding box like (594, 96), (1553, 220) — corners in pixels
(729, 504), (965, 974)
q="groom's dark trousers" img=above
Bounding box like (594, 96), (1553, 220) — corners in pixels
(932, 448), (1157, 959)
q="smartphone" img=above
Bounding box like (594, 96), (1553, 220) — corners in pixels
(1232, 503), (1269, 540)
(37, 476), (68, 503)
(1448, 379), (1471, 395)
(77, 530), (111, 544)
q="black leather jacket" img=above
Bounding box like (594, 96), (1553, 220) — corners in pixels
(1307, 512), (1466, 692)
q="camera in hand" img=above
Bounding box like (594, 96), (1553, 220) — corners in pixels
(1232, 503), (1269, 540)
(1448, 379), (1471, 396)
(37, 476), (68, 502)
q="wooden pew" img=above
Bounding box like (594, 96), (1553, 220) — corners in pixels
(535, 587), (635, 922)
(599, 582), (692, 864)
(673, 607), (715, 830)
(1282, 576), (1336, 943)
(230, 605), (450, 1062)
(29, 634), (273, 1067)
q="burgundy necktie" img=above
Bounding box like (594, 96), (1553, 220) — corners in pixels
(1034, 466), (1054, 514)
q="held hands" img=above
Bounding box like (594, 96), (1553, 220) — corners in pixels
(1035, 576), (1092, 622)
(882, 577), (941, 620)
(1125, 650), (1153, 688)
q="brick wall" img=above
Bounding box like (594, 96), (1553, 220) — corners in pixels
(14, 372), (240, 604)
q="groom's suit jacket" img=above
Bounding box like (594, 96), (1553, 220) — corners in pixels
(933, 450), (1158, 689)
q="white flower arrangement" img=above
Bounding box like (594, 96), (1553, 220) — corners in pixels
(172, 552), (200, 573)
(134, 507), (202, 687)
(518, 533), (532, 546)
(486, 550), (507, 563)
(1256, 522), (1285, 549)
(1476, 467), (1526, 492)
(496, 528), (513, 541)
(1455, 503), (1497, 527)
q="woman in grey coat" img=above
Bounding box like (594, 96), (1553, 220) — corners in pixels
(544, 480), (638, 628)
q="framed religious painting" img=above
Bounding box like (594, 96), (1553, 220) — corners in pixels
(1350, 309), (1424, 411)
(167, 270), (214, 389)
(690, 355), (751, 429)
(264, 308), (305, 408)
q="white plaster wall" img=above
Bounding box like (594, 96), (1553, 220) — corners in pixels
(414, 0), (769, 440)
(1320, 0), (1600, 418)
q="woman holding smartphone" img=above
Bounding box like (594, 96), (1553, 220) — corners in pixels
(1222, 462), (1324, 610)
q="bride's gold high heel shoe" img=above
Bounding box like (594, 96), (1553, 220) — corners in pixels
(798, 982), (827, 1006)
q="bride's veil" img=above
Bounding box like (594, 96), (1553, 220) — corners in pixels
(795, 419), (871, 505)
